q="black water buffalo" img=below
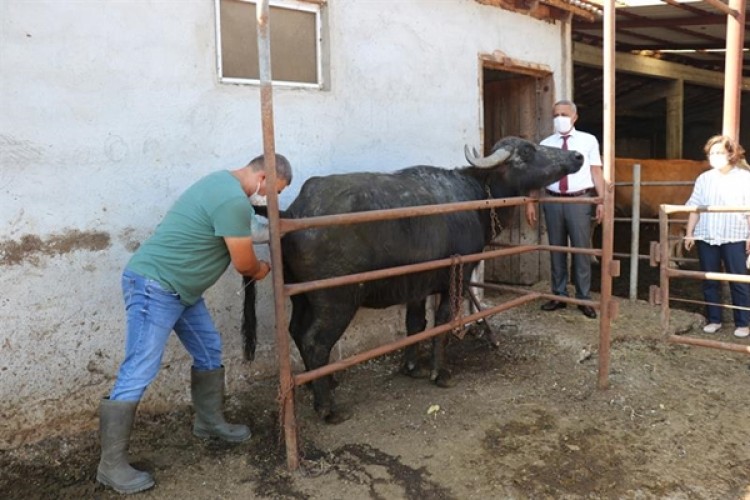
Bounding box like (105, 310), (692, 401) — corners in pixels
(243, 136), (583, 423)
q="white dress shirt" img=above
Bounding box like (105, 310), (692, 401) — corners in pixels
(686, 167), (750, 245)
(540, 128), (602, 193)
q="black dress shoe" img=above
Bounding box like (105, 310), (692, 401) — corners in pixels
(541, 300), (567, 311)
(578, 305), (597, 319)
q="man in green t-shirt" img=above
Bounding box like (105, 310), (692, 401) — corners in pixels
(97, 154), (292, 494)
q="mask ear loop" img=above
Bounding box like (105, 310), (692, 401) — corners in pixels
(250, 178), (263, 197)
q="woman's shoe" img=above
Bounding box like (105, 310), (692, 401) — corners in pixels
(734, 326), (749, 338)
(702, 323), (721, 334)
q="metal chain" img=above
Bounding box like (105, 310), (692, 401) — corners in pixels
(449, 255), (466, 339)
(485, 185), (501, 240)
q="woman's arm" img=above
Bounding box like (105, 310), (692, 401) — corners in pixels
(684, 212), (700, 251)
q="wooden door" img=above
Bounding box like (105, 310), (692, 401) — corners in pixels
(483, 71), (554, 285)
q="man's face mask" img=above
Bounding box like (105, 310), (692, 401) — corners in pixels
(709, 153), (728, 170)
(249, 193), (267, 206)
(554, 116), (572, 134)
(249, 180), (267, 206)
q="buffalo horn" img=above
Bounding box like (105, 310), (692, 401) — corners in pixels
(464, 144), (511, 168)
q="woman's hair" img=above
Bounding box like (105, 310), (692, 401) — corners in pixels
(703, 134), (750, 171)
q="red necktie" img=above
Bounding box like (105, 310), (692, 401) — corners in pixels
(559, 135), (570, 193)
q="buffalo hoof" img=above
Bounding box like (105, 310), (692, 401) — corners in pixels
(401, 363), (430, 379)
(486, 331), (501, 349)
(323, 408), (352, 425)
(431, 368), (453, 388)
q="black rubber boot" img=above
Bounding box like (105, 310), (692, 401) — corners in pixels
(96, 399), (155, 494)
(191, 367), (251, 442)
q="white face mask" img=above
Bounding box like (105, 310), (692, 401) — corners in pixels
(249, 194), (267, 206)
(554, 116), (572, 134)
(709, 154), (728, 170)
(249, 180), (267, 206)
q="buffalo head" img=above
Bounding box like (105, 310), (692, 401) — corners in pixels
(464, 136), (584, 196)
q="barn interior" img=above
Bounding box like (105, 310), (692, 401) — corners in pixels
(480, 0), (749, 158)
(570, 0), (750, 159)
(479, 0), (748, 301)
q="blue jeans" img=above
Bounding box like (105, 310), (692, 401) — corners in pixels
(696, 241), (749, 328)
(110, 269), (223, 401)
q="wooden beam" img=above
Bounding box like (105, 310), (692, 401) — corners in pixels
(701, 0), (741, 18)
(480, 51), (553, 77)
(475, 0), (598, 22)
(617, 81), (673, 109)
(575, 15), (727, 29)
(573, 42), (750, 91)
(665, 79), (684, 159)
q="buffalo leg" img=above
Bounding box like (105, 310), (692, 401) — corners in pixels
(402, 300), (430, 378)
(294, 303), (357, 424)
(431, 292), (453, 388)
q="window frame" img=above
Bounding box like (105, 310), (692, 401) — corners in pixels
(214, 0), (324, 89)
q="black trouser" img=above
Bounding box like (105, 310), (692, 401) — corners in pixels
(542, 196), (593, 299)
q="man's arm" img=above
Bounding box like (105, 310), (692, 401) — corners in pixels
(224, 236), (271, 280)
(590, 164), (604, 224)
(525, 189), (541, 227)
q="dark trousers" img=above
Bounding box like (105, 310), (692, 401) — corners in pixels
(542, 199), (593, 299)
(696, 240), (750, 327)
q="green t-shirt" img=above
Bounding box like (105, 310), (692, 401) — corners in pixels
(127, 170), (255, 305)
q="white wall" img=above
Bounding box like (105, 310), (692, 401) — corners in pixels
(0, 0), (566, 448)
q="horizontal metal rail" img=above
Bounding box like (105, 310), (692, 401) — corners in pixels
(285, 243), (601, 297)
(662, 204), (750, 215)
(668, 335), (750, 354)
(613, 217), (686, 224)
(468, 281), (598, 309)
(666, 268), (750, 284)
(614, 180), (695, 187)
(279, 195), (602, 235)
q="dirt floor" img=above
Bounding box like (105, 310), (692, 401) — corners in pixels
(2, 252), (750, 500)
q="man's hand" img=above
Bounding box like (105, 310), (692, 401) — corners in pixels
(224, 236), (271, 280)
(253, 260), (272, 281)
(595, 204), (604, 224)
(525, 202), (538, 227)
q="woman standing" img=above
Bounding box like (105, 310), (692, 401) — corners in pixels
(684, 135), (750, 338)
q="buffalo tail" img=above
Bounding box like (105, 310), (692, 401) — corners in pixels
(241, 276), (257, 361)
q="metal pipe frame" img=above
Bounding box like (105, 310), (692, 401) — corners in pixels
(668, 335), (750, 354)
(598, 0), (616, 390)
(468, 281), (599, 309)
(253, 0), (750, 471)
(279, 194), (602, 235)
(255, 0), (299, 470)
(659, 204), (750, 356)
(286, 243), (601, 296)
(662, 204), (750, 215)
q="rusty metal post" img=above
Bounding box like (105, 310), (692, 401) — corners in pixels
(722, 0), (745, 138)
(596, 0), (615, 390)
(659, 207), (671, 334)
(628, 163), (641, 301)
(255, 0), (298, 470)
